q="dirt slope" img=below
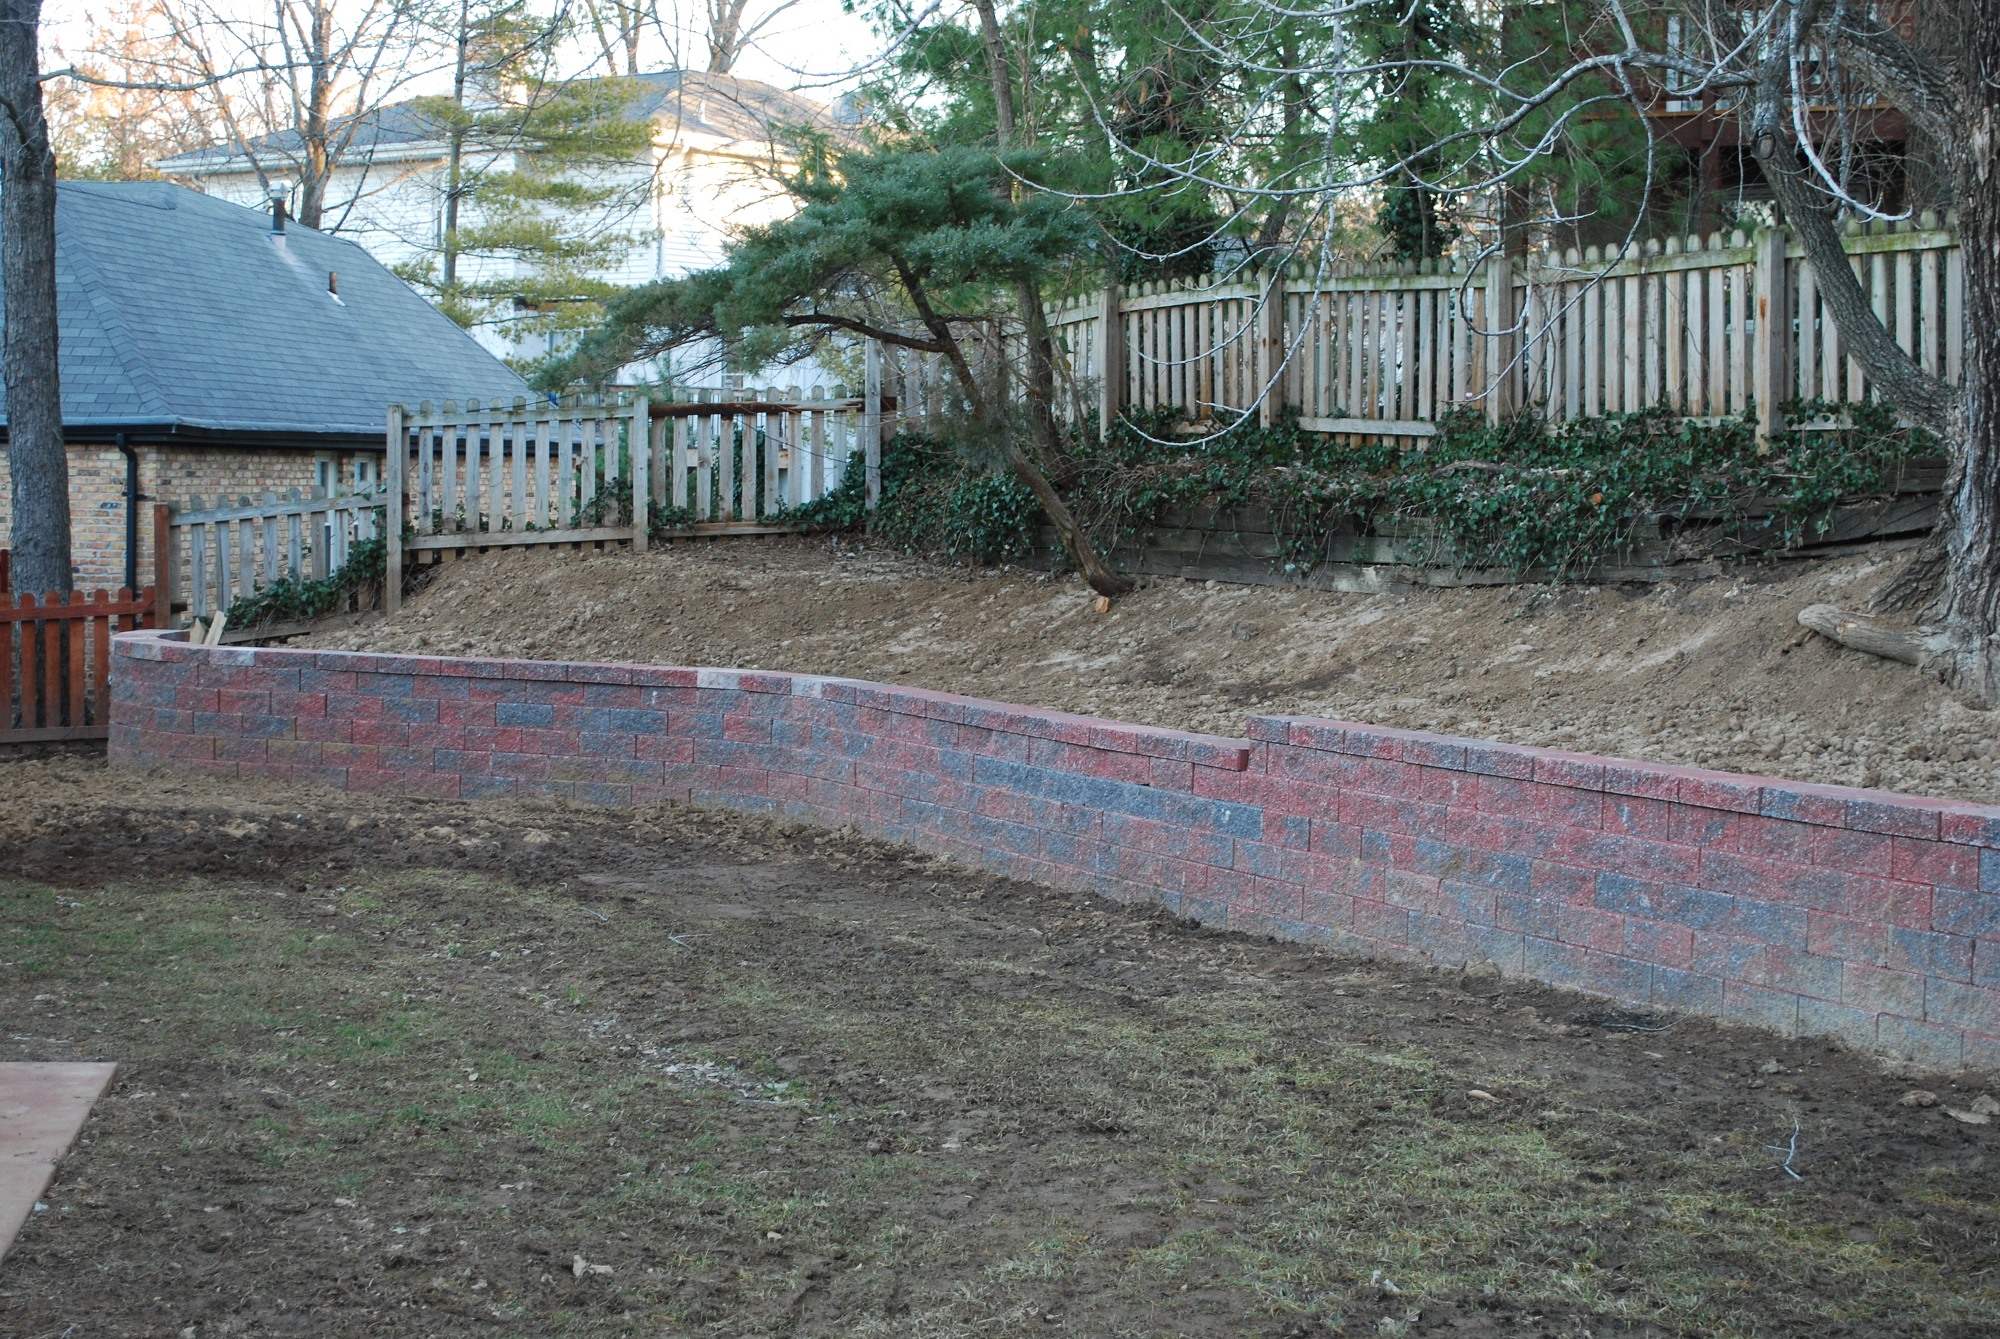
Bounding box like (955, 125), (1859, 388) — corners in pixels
(297, 537), (2000, 802)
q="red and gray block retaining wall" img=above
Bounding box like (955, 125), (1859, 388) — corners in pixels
(110, 631), (2000, 1070)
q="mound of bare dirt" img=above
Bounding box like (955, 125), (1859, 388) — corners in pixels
(295, 537), (1999, 802)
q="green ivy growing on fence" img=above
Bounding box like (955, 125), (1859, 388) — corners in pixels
(225, 533), (388, 629)
(788, 399), (1937, 580)
(781, 435), (1043, 564)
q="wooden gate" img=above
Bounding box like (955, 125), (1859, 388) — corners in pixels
(388, 392), (651, 612)
(3, 587), (156, 743)
(159, 490), (384, 625)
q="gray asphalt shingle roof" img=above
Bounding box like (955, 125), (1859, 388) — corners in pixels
(0, 180), (530, 440)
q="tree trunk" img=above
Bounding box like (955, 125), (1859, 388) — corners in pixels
(442, 10), (471, 292)
(707, 0), (745, 73)
(968, 0), (1017, 145)
(296, 2), (332, 229)
(1002, 442), (1128, 595)
(0, 0), (73, 597)
(1926, 0), (2000, 698)
(967, 0), (1127, 596)
(1017, 278), (1131, 596)
(1749, 28), (1992, 692)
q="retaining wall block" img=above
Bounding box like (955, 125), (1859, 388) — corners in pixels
(106, 631), (2000, 1072)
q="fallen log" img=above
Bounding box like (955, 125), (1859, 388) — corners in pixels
(1796, 603), (1951, 666)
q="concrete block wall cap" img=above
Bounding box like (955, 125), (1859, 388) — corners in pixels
(565, 661), (641, 685)
(1677, 772), (1767, 815)
(307, 650), (427, 675)
(111, 632), (171, 661)
(237, 648), (317, 677)
(1084, 723), (1252, 771)
(789, 675), (861, 699)
(627, 666), (704, 688)
(424, 653), (561, 680)
(1459, 741), (1538, 779)
(1602, 761), (1682, 801)
(1848, 793), (1959, 840)
(1758, 783), (1860, 827)
(1939, 808), (2000, 849)
(403, 654), (512, 679)
(693, 667), (795, 693)
(1530, 752), (1608, 789)
(1243, 715), (1296, 743)
(1402, 736), (1468, 770)
(306, 649), (382, 672)
(1333, 726), (1408, 760)
(817, 679), (1251, 766)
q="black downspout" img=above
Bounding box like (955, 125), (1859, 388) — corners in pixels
(117, 434), (142, 593)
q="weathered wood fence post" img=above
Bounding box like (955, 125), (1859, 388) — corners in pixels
(1485, 255), (1515, 424)
(863, 340), (883, 514)
(1259, 268), (1286, 430)
(384, 402), (404, 615)
(1754, 226), (1790, 444)
(628, 390), (650, 550)
(1099, 281), (1123, 439)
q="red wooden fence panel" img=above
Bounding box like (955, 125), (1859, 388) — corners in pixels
(2, 588), (155, 743)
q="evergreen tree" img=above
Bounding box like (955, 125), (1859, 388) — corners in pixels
(393, 2), (655, 369)
(548, 143), (1132, 594)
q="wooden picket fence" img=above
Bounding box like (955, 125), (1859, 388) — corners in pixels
(655, 387), (869, 525)
(385, 381), (889, 610)
(160, 490), (385, 625)
(1051, 211), (1966, 439)
(2, 587), (157, 743)
(385, 392), (652, 612)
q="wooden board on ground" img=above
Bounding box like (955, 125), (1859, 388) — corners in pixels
(661, 523), (805, 539)
(0, 1063), (118, 1262)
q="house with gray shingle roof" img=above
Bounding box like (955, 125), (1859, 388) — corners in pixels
(0, 179), (528, 591)
(153, 71), (862, 369)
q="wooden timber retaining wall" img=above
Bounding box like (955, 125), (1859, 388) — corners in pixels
(1032, 464), (1946, 592)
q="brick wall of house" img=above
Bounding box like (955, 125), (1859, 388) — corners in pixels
(109, 634), (2000, 1070)
(0, 444), (381, 592)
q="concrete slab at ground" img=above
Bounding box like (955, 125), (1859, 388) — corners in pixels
(0, 1063), (117, 1263)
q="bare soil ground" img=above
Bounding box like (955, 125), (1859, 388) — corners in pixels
(307, 538), (1996, 802)
(2, 755), (1996, 1337)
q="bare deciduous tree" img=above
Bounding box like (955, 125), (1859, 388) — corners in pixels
(583, 0), (654, 75)
(120, 0), (433, 228)
(704, 0), (803, 74)
(41, 0), (223, 178)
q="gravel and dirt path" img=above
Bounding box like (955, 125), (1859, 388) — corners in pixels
(1, 755), (1995, 1337)
(300, 538), (1998, 803)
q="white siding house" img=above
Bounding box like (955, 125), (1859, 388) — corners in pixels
(155, 71), (859, 375)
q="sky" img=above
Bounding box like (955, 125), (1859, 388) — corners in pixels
(45, 0), (892, 110)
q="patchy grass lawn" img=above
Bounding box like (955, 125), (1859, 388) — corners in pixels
(0, 754), (1994, 1338)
